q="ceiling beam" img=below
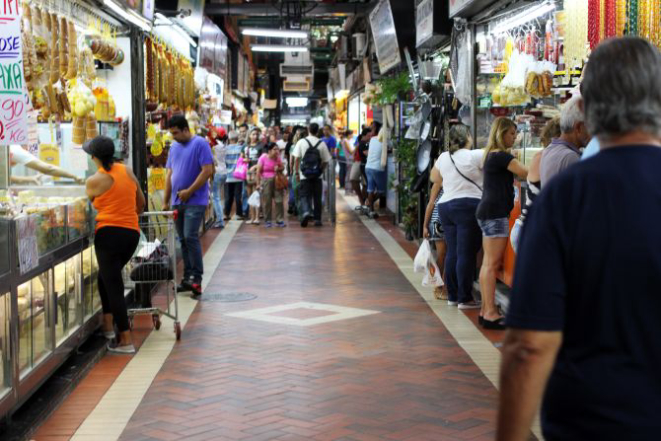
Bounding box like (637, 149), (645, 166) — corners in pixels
(205, 3), (372, 17)
(238, 18), (347, 27)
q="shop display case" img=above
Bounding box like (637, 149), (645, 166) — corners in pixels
(0, 147), (102, 420)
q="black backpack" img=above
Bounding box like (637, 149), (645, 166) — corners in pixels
(301, 139), (323, 179)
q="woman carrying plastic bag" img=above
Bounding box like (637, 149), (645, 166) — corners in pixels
(414, 239), (444, 288)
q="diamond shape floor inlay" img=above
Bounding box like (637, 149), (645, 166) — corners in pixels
(225, 301), (381, 326)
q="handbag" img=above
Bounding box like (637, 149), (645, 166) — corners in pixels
(233, 157), (248, 181)
(130, 244), (173, 282)
(275, 172), (288, 191)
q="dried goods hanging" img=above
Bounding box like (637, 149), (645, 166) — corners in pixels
(59, 16), (68, 78)
(65, 20), (77, 79)
(49, 13), (60, 84)
(145, 37), (155, 103)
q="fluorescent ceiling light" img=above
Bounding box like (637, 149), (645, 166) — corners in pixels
(286, 97), (309, 107)
(491, 2), (556, 35)
(243, 28), (308, 39)
(104, 0), (151, 32)
(251, 45), (308, 53)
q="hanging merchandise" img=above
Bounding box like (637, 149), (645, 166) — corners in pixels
(588, 0), (601, 49)
(452, 26), (472, 106)
(563, 0), (588, 70)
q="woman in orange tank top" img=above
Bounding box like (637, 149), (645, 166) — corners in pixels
(84, 136), (145, 354)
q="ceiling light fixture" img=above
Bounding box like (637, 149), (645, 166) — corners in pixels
(251, 45), (308, 53)
(242, 28), (308, 39)
(286, 97), (309, 107)
(104, 0), (152, 32)
(490, 1), (556, 35)
(154, 13), (197, 48)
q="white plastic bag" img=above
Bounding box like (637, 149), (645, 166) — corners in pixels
(414, 240), (444, 287)
(510, 217), (523, 254)
(414, 239), (432, 273)
(248, 190), (261, 208)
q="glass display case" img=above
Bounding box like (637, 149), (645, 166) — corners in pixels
(0, 292), (9, 398)
(18, 271), (52, 377)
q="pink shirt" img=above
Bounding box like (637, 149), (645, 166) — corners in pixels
(257, 153), (282, 179)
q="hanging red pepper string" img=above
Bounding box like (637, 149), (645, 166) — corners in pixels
(605, 0), (617, 37)
(589, 0), (601, 48)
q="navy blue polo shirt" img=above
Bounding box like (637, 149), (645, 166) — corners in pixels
(508, 145), (661, 441)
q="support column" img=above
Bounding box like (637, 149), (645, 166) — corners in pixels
(130, 26), (147, 194)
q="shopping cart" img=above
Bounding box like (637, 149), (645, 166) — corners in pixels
(125, 211), (181, 340)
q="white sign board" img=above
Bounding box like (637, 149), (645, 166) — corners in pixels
(416, 0), (434, 47)
(0, 2), (28, 146)
(369, 0), (401, 74)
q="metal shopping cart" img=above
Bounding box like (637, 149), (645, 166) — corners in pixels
(124, 211), (181, 340)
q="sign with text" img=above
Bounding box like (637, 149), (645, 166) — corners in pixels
(199, 16), (228, 77)
(0, 0), (28, 146)
(369, 0), (401, 74)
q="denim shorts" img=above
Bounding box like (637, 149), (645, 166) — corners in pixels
(366, 168), (387, 194)
(477, 217), (510, 238)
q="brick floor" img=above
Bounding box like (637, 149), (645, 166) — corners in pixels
(113, 199), (502, 441)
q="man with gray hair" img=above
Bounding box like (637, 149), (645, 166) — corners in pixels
(498, 37), (661, 441)
(539, 94), (590, 187)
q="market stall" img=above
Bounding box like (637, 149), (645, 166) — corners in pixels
(0, 0), (137, 419)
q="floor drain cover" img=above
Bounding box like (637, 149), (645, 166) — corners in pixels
(202, 292), (257, 302)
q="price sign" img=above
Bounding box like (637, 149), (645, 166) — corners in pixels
(148, 167), (166, 193)
(0, 0), (28, 145)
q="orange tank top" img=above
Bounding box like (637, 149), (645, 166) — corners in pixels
(93, 164), (140, 232)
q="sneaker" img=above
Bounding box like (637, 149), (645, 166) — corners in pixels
(458, 301), (481, 310)
(190, 283), (202, 299)
(107, 342), (136, 354)
(246, 219), (254, 225)
(447, 300), (459, 306)
(253, 220), (260, 225)
(265, 221), (273, 228)
(212, 222), (224, 229)
(103, 331), (116, 340)
(368, 211), (379, 219)
(177, 280), (192, 292)
(314, 220), (323, 227)
(300, 212), (312, 228)
(276, 221), (286, 228)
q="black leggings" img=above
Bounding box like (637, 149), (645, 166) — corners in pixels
(95, 227), (140, 333)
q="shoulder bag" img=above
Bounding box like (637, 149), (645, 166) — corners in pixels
(449, 152), (483, 192)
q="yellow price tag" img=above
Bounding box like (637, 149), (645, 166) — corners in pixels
(147, 124), (157, 142)
(150, 133), (163, 157)
(148, 168), (166, 193)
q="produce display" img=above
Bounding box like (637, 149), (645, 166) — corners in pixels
(145, 37), (196, 111)
(21, 1), (119, 137)
(0, 190), (90, 255)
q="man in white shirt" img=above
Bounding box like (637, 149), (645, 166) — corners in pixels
(291, 123), (332, 227)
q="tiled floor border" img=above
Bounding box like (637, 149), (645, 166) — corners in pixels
(68, 220), (243, 441)
(339, 193), (543, 440)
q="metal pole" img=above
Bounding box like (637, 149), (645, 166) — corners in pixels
(468, 23), (477, 144)
(129, 26), (147, 195)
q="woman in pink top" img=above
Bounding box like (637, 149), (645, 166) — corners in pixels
(256, 143), (285, 227)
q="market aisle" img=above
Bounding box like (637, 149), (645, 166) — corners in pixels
(110, 196), (503, 441)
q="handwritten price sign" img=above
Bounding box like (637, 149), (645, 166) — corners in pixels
(0, 0), (28, 146)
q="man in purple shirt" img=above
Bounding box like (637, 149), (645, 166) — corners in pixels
(164, 115), (214, 298)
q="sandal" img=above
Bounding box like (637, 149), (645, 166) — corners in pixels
(481, 316), (506, 330)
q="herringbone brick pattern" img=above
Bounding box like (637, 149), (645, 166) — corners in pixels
(118, 200), (504, 441)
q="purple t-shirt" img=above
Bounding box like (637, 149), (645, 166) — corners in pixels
(166, 136), (214, 206)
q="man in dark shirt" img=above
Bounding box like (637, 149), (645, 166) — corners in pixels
(498, 37), (661, 441)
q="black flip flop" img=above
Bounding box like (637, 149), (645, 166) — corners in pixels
(481, 317), (506, 330)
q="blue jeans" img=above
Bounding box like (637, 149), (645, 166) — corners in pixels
(242, 185), (249, 214)
(212, 173), (227, 226)
(439, 198), (482, 304)
(174, 205), (206, 284)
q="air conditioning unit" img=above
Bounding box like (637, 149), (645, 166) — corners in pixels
(283, 79), (312, 92)
(280, 51), (313, 77)
(352, 33), (366, 59)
